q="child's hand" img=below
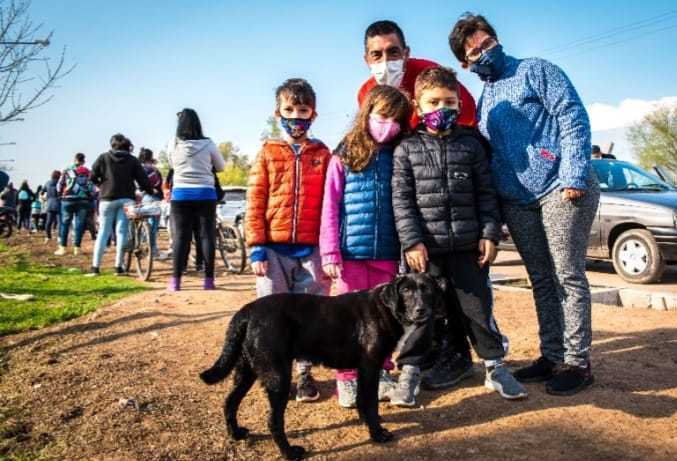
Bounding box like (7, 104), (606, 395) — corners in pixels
(323, 263), (342, 279)
(478, 239), (497, 268)
(405, 243), (428, 273)
(252, 261), (268, 277)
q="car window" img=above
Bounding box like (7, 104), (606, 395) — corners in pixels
(222, 191), (246, 202)
(592, 160), (672, 192)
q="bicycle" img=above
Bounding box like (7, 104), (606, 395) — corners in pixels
(216, 212), (247, 273)
(124, 203), (161, 281)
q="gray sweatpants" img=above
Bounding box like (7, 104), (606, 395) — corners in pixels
(503, 176), (600, 366)
(256, 246), (330, 374)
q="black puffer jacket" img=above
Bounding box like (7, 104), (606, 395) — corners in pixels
(392, 127), (500, 255)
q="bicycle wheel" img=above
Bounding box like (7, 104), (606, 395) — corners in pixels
(134, 220), (153, 281)
(216, 225), (230, 269)
(124, 221), (135, 273)
(221, 223), (247, 273)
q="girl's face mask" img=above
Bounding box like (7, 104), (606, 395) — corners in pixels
(368, 114), (401, 143)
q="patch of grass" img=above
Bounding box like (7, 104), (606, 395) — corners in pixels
(0, 252), (146, 336)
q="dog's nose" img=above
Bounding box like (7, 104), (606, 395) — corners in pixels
(414, 306), (427, 317)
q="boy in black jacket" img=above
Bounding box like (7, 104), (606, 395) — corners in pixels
(389, 67), (526, 406)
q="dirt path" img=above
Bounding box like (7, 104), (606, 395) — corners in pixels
(0, 236), (676, 460)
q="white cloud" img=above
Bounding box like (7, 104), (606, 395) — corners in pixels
(586, 96), (677, 132)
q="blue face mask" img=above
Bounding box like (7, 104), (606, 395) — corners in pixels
(280, 117), (312, 139)
(469, 44), (506, 82)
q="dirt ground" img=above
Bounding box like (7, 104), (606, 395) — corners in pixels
(0, 233), (676, 460)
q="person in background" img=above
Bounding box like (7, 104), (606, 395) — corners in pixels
(591, 145), (616, 160)
(30, 185), (43, 232)
(138, 147), (164, 257)
(43, 170), (61, 243)
(56, 153), (94, 256)
(16, 180), (34, 232)
(167, 109), (225, 290)
(87, 134), (154, 276)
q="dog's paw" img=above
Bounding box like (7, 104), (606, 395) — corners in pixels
(228, 426), (249, 441)
(283, 445), (306, 460)
(370, 427), (394, 443)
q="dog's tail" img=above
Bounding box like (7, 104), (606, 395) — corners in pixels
(199, 308), (249, 385)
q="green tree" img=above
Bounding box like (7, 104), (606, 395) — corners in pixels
(217, 141), (250, 186)
(628, 106), (677, 171)
(260, 115), (281, 141)
(156, 149), (170, 176)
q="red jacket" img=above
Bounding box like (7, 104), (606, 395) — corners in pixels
(357, 58), (477, 128)
(245, 139), (331, 247)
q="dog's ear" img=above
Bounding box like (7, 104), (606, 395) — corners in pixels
(379, 276), (403, 313)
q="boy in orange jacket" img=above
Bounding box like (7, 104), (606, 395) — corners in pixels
(245, 78), (331, 402)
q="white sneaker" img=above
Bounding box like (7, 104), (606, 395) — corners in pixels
(390, 365), (421, 407)
(485, 364), (528, 400)
(336, 378), (357, 408)
(54, 246), (66, 256)
(378, 370), (398, 401)
(73, 247), (82, 256)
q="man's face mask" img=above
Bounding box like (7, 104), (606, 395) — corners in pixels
(370, 59), (405, 87)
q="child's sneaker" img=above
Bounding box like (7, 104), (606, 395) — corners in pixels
(378, 369), (397, 401)
(54, 246), (66, 256)
(296, 372), (320, 402)
(390, 365), (420, 407)
(421, 353), (474, 390)
(114, 266), (126, 276)
(514, 356), (556, 383)
(73, 247), (82, 256)
(203, 277), (215, 290)
(485, 364), (528, 400)
(336, 378), (357, 408)
(84, 266), (100, 277)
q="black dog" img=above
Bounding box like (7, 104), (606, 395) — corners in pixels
(200, 273), (444, 460)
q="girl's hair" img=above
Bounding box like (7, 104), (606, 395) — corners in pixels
(138, 147), (154, 163)
(19, 180), (30, 191)
(342, 85), (411, 172)
(110, 133), (131, 152)
(176, 108), (206, 141)
(51, 170), (61, 181)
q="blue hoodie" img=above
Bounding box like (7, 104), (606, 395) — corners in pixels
(477, 55), (591, 205)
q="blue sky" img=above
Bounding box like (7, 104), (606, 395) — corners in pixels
(3, 0), (677, 186)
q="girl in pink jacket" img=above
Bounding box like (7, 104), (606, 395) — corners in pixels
(320, 85), (412, 408)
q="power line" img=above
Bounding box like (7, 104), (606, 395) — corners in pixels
(540, 10), (676, 56)
(554, 22), (677, 60)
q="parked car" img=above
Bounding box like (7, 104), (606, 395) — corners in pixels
(500, 159), (677, 283)
(217, 186), (246, 226)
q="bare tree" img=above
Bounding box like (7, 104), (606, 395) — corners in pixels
(0, 0), (73, 124)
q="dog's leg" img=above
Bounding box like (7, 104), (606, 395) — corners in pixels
(225, 359), (256, 441)
(357, 362), (394, 443)
(262, 367), (306, 461)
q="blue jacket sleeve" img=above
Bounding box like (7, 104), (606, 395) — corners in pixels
(529, 59), (591, 190)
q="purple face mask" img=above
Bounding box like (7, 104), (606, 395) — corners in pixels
(368, 115), (401, 144)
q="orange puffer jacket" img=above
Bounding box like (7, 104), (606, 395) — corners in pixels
(245, 139), (331, 246)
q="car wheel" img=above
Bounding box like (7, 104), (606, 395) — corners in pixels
(611, 229), (665, 284)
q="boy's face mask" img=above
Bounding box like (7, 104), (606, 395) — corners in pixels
(422, 107), (458, 132)
(280, 117), (313, 139)
(369, 59), (405, 87)
(368, 115), (401, 144)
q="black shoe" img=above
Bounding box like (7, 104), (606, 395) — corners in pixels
(421, 353), (474, 390)
(514, 356), (556, 383)
(114, 266), (126, 276)
(546, 363), (594, 396)
(84, 266), (100, 277)
(295, 372), (320, 402)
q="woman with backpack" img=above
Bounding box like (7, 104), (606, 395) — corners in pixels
(16, 180), (34, 232)
(86, 134), (154, 276)
(55, 153), (94, 256)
